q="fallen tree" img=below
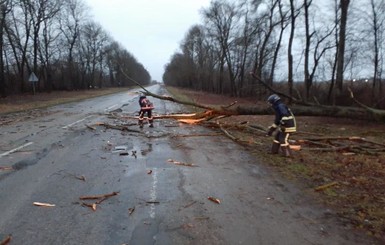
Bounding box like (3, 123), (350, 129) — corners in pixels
(250, 72), (385, 122)
(121, 68), (385, 122)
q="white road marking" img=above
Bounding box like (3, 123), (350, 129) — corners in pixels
(0, 142), (34, 158)
(62, 115), (93, 129)
(149, 168), (158, 219)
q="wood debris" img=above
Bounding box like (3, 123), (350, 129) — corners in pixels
(146, 201), (160, 204)
(75, 175), (86, 181)
(79, 191), (119, 200)
(128, 207), (135, 215)
(79, 191), (119, 211)
(207, 196), (221, 204)
(167, 159), (197, 167)
(0, 166), (13, 171)
(85, 124), (96, 130)
(33, 202), (56, 207)
(289, 145), (301, 151)
(183, 201), (197, 209)
(0, 235), (11, 245)
(82, 202), (97, 211)
(314, 181), (339, 192)
(294, 136), (385, 155)
(177, 118), (207, 124)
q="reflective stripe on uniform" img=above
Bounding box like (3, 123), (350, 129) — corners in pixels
(284, 127), (296, 132)
(281, 134), (290, 146)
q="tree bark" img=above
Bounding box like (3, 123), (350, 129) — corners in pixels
(335, 0), (350, 93)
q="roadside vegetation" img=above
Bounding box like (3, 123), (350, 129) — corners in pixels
(166, 86), (385, 240)
(0, 88), (129, 114)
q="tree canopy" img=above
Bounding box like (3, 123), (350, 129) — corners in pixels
(0, 0), (151, 97)
(163, 0), (385, 109)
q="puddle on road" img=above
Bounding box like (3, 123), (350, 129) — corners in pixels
(109, 141), (155, 160)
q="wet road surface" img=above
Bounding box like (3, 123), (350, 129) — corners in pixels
(0, 85), (379, 244)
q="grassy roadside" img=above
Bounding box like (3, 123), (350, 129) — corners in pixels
(165, 86), (385, 241)
(0, 87), (130, 114)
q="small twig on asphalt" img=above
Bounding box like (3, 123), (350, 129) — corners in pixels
(0, 166), (13, 171)
(183, 201), (197, 209)
(79, 191), (119, 200)
(167, 159), (198, 167)
(128, 207), (135, 215)
(0, 234), (12, 245)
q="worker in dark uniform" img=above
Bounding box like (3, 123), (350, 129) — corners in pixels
(266, 94), (296, 157)
(138, 95), (154, 128)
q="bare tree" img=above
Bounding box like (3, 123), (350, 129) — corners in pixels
(367, 0), (385, 103)
(252, 0), (281, 81)
(303, 0), (313, 101)
(287, 0), (300, 102)
(180, 25), (202, 90)
(202, 0), (240, 96)
(59, 0), (88, 90)
(302, 0), (336, 101)
(269, 0), (289, 86)
(0, 0), (12, 97)
(327, 0), (339, 103)
(40, 2), (63, 92)
(78, 21), (107, 89)
(4, 0), (33, 93)
(335, 0), (350, 93)
(28, 0), (61, 91)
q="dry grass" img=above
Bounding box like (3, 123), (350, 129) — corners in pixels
(0, 87), (128, 114)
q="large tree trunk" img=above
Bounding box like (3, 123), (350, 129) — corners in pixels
(0, 2), (8, 98)
(121, 69), (385, 123)
(335, 0), (350, 93)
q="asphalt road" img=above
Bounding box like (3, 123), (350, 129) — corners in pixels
(0, 84), (378, 245)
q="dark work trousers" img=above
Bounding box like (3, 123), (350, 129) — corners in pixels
(138, 109), (153, 126)
(273, 129), (290, 147)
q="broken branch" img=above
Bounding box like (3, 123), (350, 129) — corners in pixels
(167, 159), (197, 167)
(0, 235), (11, 245)
(128, 207), (135, 215)
(314, 181), (339, 192)
(79, 191), (119, 200)
(0, 166), (13, 171)
(33, 202), (56, 207)
(82, 202), (97, 211)
(208, 196), (221, 204)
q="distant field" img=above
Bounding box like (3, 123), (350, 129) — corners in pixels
(0, 88), (130, 114)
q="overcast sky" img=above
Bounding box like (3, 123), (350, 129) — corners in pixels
(84, 0), (212, 82)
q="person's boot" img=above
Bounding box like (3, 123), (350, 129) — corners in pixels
(139, 121), (144, 128)
(149, 120), (154, 127)
(281, 146), (292, 157)
(271, 142), (280, 154)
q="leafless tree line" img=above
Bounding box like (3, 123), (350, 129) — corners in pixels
(163, 0), (385, 108)
(0, 0), (151, 98)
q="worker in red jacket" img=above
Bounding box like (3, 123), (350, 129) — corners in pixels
(138, 95), (154, 128)
(266, 94), (296, 157)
